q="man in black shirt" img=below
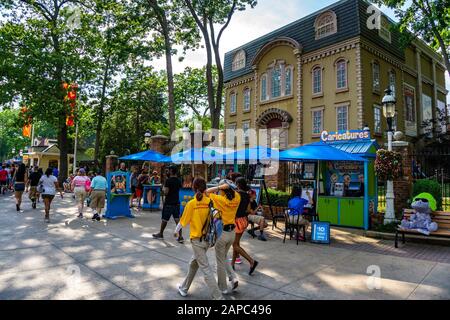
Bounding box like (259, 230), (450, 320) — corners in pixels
(153, 166), (182, 242)
(27, 166), (42, 209)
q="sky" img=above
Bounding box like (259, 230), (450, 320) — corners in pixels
(151, 0), (450, 103)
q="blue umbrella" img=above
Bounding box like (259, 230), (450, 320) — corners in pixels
(119, 150), (168, 162)
(223, 146), (279, 163)
(163, 148), (225, 164)
(279, 142), (367, 162)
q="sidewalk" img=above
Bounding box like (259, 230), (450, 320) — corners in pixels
(0, 193), (449, 300)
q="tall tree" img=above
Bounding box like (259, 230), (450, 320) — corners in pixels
(139, 0), (200, 134)
(183, 0), (257, 129)
(0, 0), (97, 184)
(374, 0), (450, 75)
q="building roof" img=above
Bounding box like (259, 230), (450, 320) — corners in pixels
(314, 139), (379, 157)
(224, 0), (405, 82)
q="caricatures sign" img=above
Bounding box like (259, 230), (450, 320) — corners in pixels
(320, 130), (370, 142)
(325, 161), (364, 196)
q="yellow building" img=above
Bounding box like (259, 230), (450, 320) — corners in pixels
(223, 0), (448, 150)
(25, 138), (73, 170)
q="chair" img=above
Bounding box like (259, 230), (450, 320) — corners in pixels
(271, 206), (286, 231)
(283, 208), (306, 245)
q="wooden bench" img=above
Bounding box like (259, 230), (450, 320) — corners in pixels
(395, 209), (450, 248)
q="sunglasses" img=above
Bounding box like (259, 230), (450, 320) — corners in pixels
(414, 198), (429, 203)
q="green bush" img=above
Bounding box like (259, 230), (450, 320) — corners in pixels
(412, 179), (442, 210)
(261, 188), (291, 207)
(372, 221), (398, 233)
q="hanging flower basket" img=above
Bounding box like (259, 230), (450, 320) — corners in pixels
(375, 149), (402, 181)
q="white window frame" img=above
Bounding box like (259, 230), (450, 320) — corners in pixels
(311, 107), (324, 135)
(373, 104), (382, 135)
(228, 123), (237, 130)
(232, 50), (246, 71)
(336, 104), (349, 131)
(271, 64), (282, 98)
(314, 11), (337, 40)
(372, 60), (380, 93)
(335, 59), (348, 91)
(242, 121), (250, 144)
(243, 88), (251, 112)
(260, 74), (268, 101)
(285, 66), (293, 96)
(312, 65), (323, 96)
(230, 92), (237, 114)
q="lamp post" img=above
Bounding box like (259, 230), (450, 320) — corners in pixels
(144, 130), (152, 150)
(382, 88), (396, 224)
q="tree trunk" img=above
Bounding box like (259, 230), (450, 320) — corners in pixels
(136, 90), (142, 150)
(94, 57), (111, 163)
(164, 29), (176, 134)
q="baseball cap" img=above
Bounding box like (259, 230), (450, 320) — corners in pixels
(79, 168), (86, 174)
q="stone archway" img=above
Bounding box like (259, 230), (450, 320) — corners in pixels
(256, 108), (293, 149)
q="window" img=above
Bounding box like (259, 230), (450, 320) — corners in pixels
(422, 94), (433, 136)
(232, 50), (246, 71)
(261, 74), (267, 101)
(336, 59), (347, 90)
(243, 88), (251, 112)
(271, 65), (282, 98)
(243, 121), (250, 144)
(315, 11), (337, 39)
(312, 66), (322, 94)
(336, 105), (348, 131)
(285, 67), (292, 95)
(372, 61), (380, 92)
(404, 86), (415, 122)
(228, 123), (237, 130)
(379, 17), (391, 43)
(312, 109), (323, 134)
(230, 92), (237, 114)
(389, 70), (396, 97)
(374, 105), (381, 134)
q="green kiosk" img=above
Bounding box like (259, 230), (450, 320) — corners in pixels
(280, 130), (378, 230)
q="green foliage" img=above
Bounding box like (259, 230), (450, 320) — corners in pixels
(375, 149), (402, 180)
(412, 179), (443, 210)
(371, 221), (398, 233)
(0, 108), (29, 161)
(261, 188), (291, 207)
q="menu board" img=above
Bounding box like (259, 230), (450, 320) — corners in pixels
(303, 163), (316, 180)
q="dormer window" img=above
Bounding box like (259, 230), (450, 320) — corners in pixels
(315, 11), (337, 40)
(232, 50), (246, 71)
(379, 16), (391, 43)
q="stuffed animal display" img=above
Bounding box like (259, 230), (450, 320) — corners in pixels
(400, 192), (438, 235)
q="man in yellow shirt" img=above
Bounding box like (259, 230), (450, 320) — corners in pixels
(174, 178), (223, 300)
(206, 180), (240, 294)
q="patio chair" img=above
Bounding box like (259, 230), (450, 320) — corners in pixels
(271, 206), (286, 231)
(283, 208), (306, 246)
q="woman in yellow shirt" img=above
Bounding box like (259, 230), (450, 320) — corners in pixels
(174, 177), (223, 300)
(205, 180), (240, 294)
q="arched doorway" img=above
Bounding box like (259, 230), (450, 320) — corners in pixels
(256, 108), (293, 149)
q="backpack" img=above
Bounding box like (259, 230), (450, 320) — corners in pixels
(201, 201), (223, 248)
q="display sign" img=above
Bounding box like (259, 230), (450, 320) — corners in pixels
(321, 130), (370, 142)
(311, 221), (330, 244)
(325, 160), (364, 197)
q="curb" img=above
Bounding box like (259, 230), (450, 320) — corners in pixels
(364, 230), (450, 246)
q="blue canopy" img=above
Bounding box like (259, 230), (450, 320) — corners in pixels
(119, 150), (168, 162)
(279, 142), (367, 162)
(223, 146), (279, 163)
(163, 148), (225, 164)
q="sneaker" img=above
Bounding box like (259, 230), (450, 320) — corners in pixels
(249, 260), (259, 276)
(92, 213), (101, 221)
(247, 229), (256, 238)
(44, 215), (50, 223)
(77, 213), (83, 219)
(258, 234), (267, 241)
(231, 279), (239, 291)
(152, 233), (164, 239)
(177, 284), (188, 297)
(235, 257), (242, 264)
(221, 289), (231, 295)
(16, 204), (20, 212)
(177, 236), (184, 244)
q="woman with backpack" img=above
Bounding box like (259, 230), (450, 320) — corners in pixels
(205, 180), (240, 294)
(231, 177), (259, 274)
(174, 177), (223, 300)
(71, 168), (90, 218)
(38, 167), (62, 223)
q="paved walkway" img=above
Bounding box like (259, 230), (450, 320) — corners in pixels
(0, 193), (449, 300)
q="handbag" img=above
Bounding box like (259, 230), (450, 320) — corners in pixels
(85, 179), (91, 192)
(37, 182), (44, 194)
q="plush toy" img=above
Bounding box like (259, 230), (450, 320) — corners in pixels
(400, 192), (438, 235)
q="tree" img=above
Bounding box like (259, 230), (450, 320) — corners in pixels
(183, 0), (257, 129)
(0, 108), (29, 161)
(174, 66), (217, 121)
(139, 0), (200, 134)
(374, 0), (450, 75)
(0, 0), (98, 184)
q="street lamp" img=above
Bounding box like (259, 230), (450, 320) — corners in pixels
(144, 130), (152, 149)
(382, 87), (396, 224)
